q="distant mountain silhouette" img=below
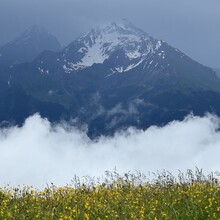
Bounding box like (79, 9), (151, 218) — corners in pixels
(0, 25), (61, 67)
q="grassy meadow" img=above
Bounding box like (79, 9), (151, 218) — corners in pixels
(1, 169), (220, 219)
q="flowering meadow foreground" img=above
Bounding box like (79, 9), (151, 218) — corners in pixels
(1, 169), (220, 219)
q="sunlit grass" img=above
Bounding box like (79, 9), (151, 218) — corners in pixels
(1, 169), (220, 219)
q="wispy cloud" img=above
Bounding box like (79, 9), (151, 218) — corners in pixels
(0, 113), (220, 188)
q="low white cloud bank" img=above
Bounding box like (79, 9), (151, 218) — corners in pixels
(0, 113), (220, 188)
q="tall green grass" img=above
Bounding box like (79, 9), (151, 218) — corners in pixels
(1, 169), (220, 219)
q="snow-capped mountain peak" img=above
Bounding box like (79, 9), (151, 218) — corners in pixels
(61, 20), (163, 73)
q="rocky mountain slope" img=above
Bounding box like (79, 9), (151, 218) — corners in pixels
(0, 20), (220, 137)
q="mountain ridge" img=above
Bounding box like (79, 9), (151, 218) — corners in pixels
(35, 20), (164, 74)
(0, 21), (220, 137)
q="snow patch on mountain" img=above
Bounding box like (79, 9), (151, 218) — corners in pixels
(61, 20), (163, 73)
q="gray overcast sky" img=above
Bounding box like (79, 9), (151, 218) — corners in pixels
(0, 0), (219, 68)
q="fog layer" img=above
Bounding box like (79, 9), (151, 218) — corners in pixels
(0, 114), (220, 188)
